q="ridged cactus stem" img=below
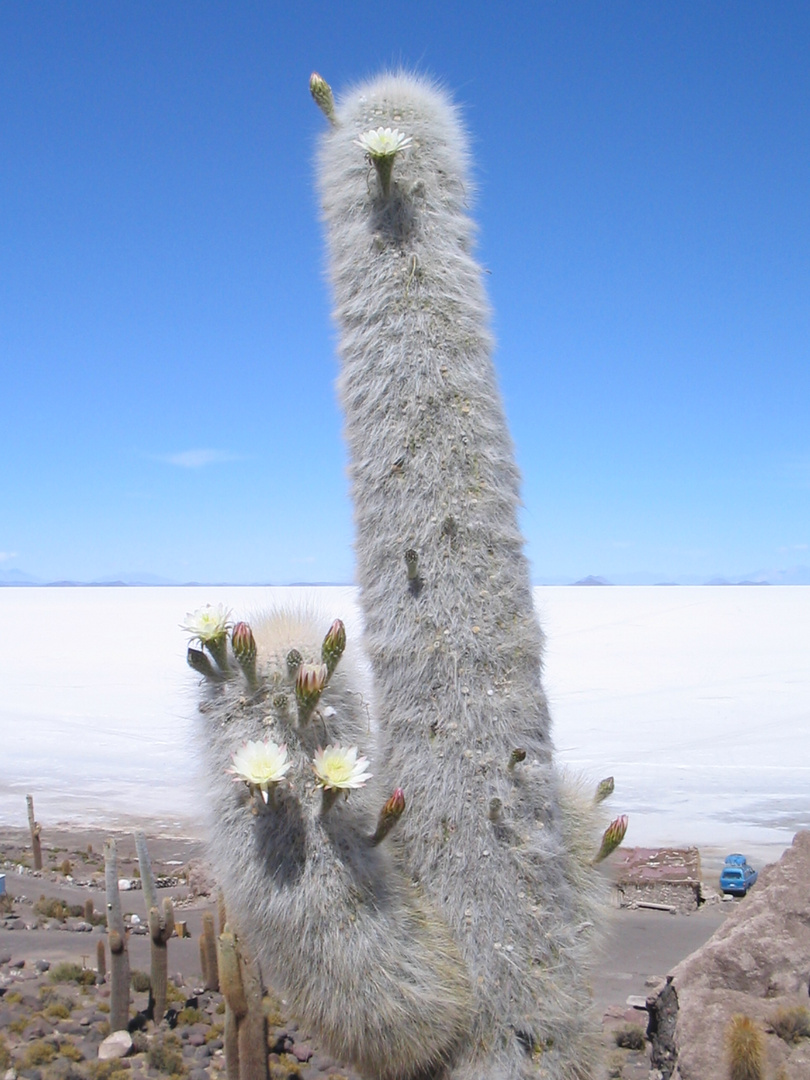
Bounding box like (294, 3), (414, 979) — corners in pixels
(200, 911), (220, 991)
(318, 72), (602, 1079)
(96, 937), (106, 980)
(218, 926), (267, 1080)
(104, 838), (130, 1032)
(135, 831), (174, 1023)
(26, 794), (42, 870)
(84, 897), (94, 923)
(205, 635), (231, 676)
(188, 647), (224, 682)
(232, 623), (259, 690)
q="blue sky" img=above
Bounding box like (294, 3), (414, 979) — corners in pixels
(1, 1), (808, 585)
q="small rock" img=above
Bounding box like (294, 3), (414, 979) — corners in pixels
(10, 959), (24, 969)
(98, 1029), (133, 1060)
(34, 959), (50, 972)
(292, 1044), (314, 1063)
(0, 952), (11, 965)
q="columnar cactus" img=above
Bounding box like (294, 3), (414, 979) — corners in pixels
(190, 70), (618, 1080)
(135, 831), (175, 1023)
(316, 72), (603, 1079)
(104, 838), (131, 1032)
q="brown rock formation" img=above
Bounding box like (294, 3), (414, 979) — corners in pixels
(648, 831), (810, 1079)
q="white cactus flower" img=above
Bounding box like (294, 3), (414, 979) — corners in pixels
(312, 744), (372, 791)
(229, 739), (291, 802)
(354, 127), (412, 158)
(181, 603), (232, 642)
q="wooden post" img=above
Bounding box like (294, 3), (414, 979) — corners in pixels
(26, 795), (42, 870)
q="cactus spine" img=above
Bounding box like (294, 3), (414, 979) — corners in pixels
(135, 830), (174, 1023)
(104, 838), (130, 1032)
(317, 72), (602, 1079)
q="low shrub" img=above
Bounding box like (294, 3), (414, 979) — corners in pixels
(131, 969), (152, 993)
(177, 1006), (205, 1025)
(767, 1004), (810, 1044)
(148, 1032), (186, 1075)
(20, 1038), (58, 1066)
(614, 1024), (645, 1050)
(44, 1000), (73, 1020)
(49, 961), (97, 985)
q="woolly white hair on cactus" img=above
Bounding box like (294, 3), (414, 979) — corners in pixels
(317, 71), (605, 1080)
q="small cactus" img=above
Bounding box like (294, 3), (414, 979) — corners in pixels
(726, 1014), (765, 1080)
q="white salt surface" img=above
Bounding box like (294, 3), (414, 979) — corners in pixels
(0, 586), (807, 857)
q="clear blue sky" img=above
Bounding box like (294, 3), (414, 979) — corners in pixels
(2, 1), (808, 585)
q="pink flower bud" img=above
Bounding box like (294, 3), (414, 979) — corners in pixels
(371, 788), (406, 845)
(321, 619), (346, 674)
(295, 662), (328, 722)
(231, 622), (256, 661)
(594, 814), (628, 863)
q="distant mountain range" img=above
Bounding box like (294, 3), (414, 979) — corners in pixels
(3, 566), (810, 587)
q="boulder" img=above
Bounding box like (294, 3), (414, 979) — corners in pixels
(98, 1029), (133, 1060)
(648, 831), (810, 1079)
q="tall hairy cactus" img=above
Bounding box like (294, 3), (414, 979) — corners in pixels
(190, 70), (607, 1080)
(316, 72), (602, 1079)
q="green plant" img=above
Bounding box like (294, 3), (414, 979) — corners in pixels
(49, 961), (96, 986)
(767, 1003), (810, 1043)
(148, 1033), (186, 1075)
(58, 1040), (84, 1061)
(44, 1000), (73, 1020)
(5, 990), (22, 1004)
(20, 1038), (58, 1066)
(131, 969), (152, 993)
(0, 1034), (10, 1071)
(177, 1006), (205, 1025)
(726, 1014), (765, 1080)
(614, 1024), (646, 1050)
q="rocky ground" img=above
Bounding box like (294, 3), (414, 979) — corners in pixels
(0, 827), (737, 1080)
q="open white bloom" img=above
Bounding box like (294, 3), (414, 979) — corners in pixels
(354, 127), (412, 158)
(181, 604), (232, 643)
(312, 744), (372, 791)
(229, 739), (291, 801)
